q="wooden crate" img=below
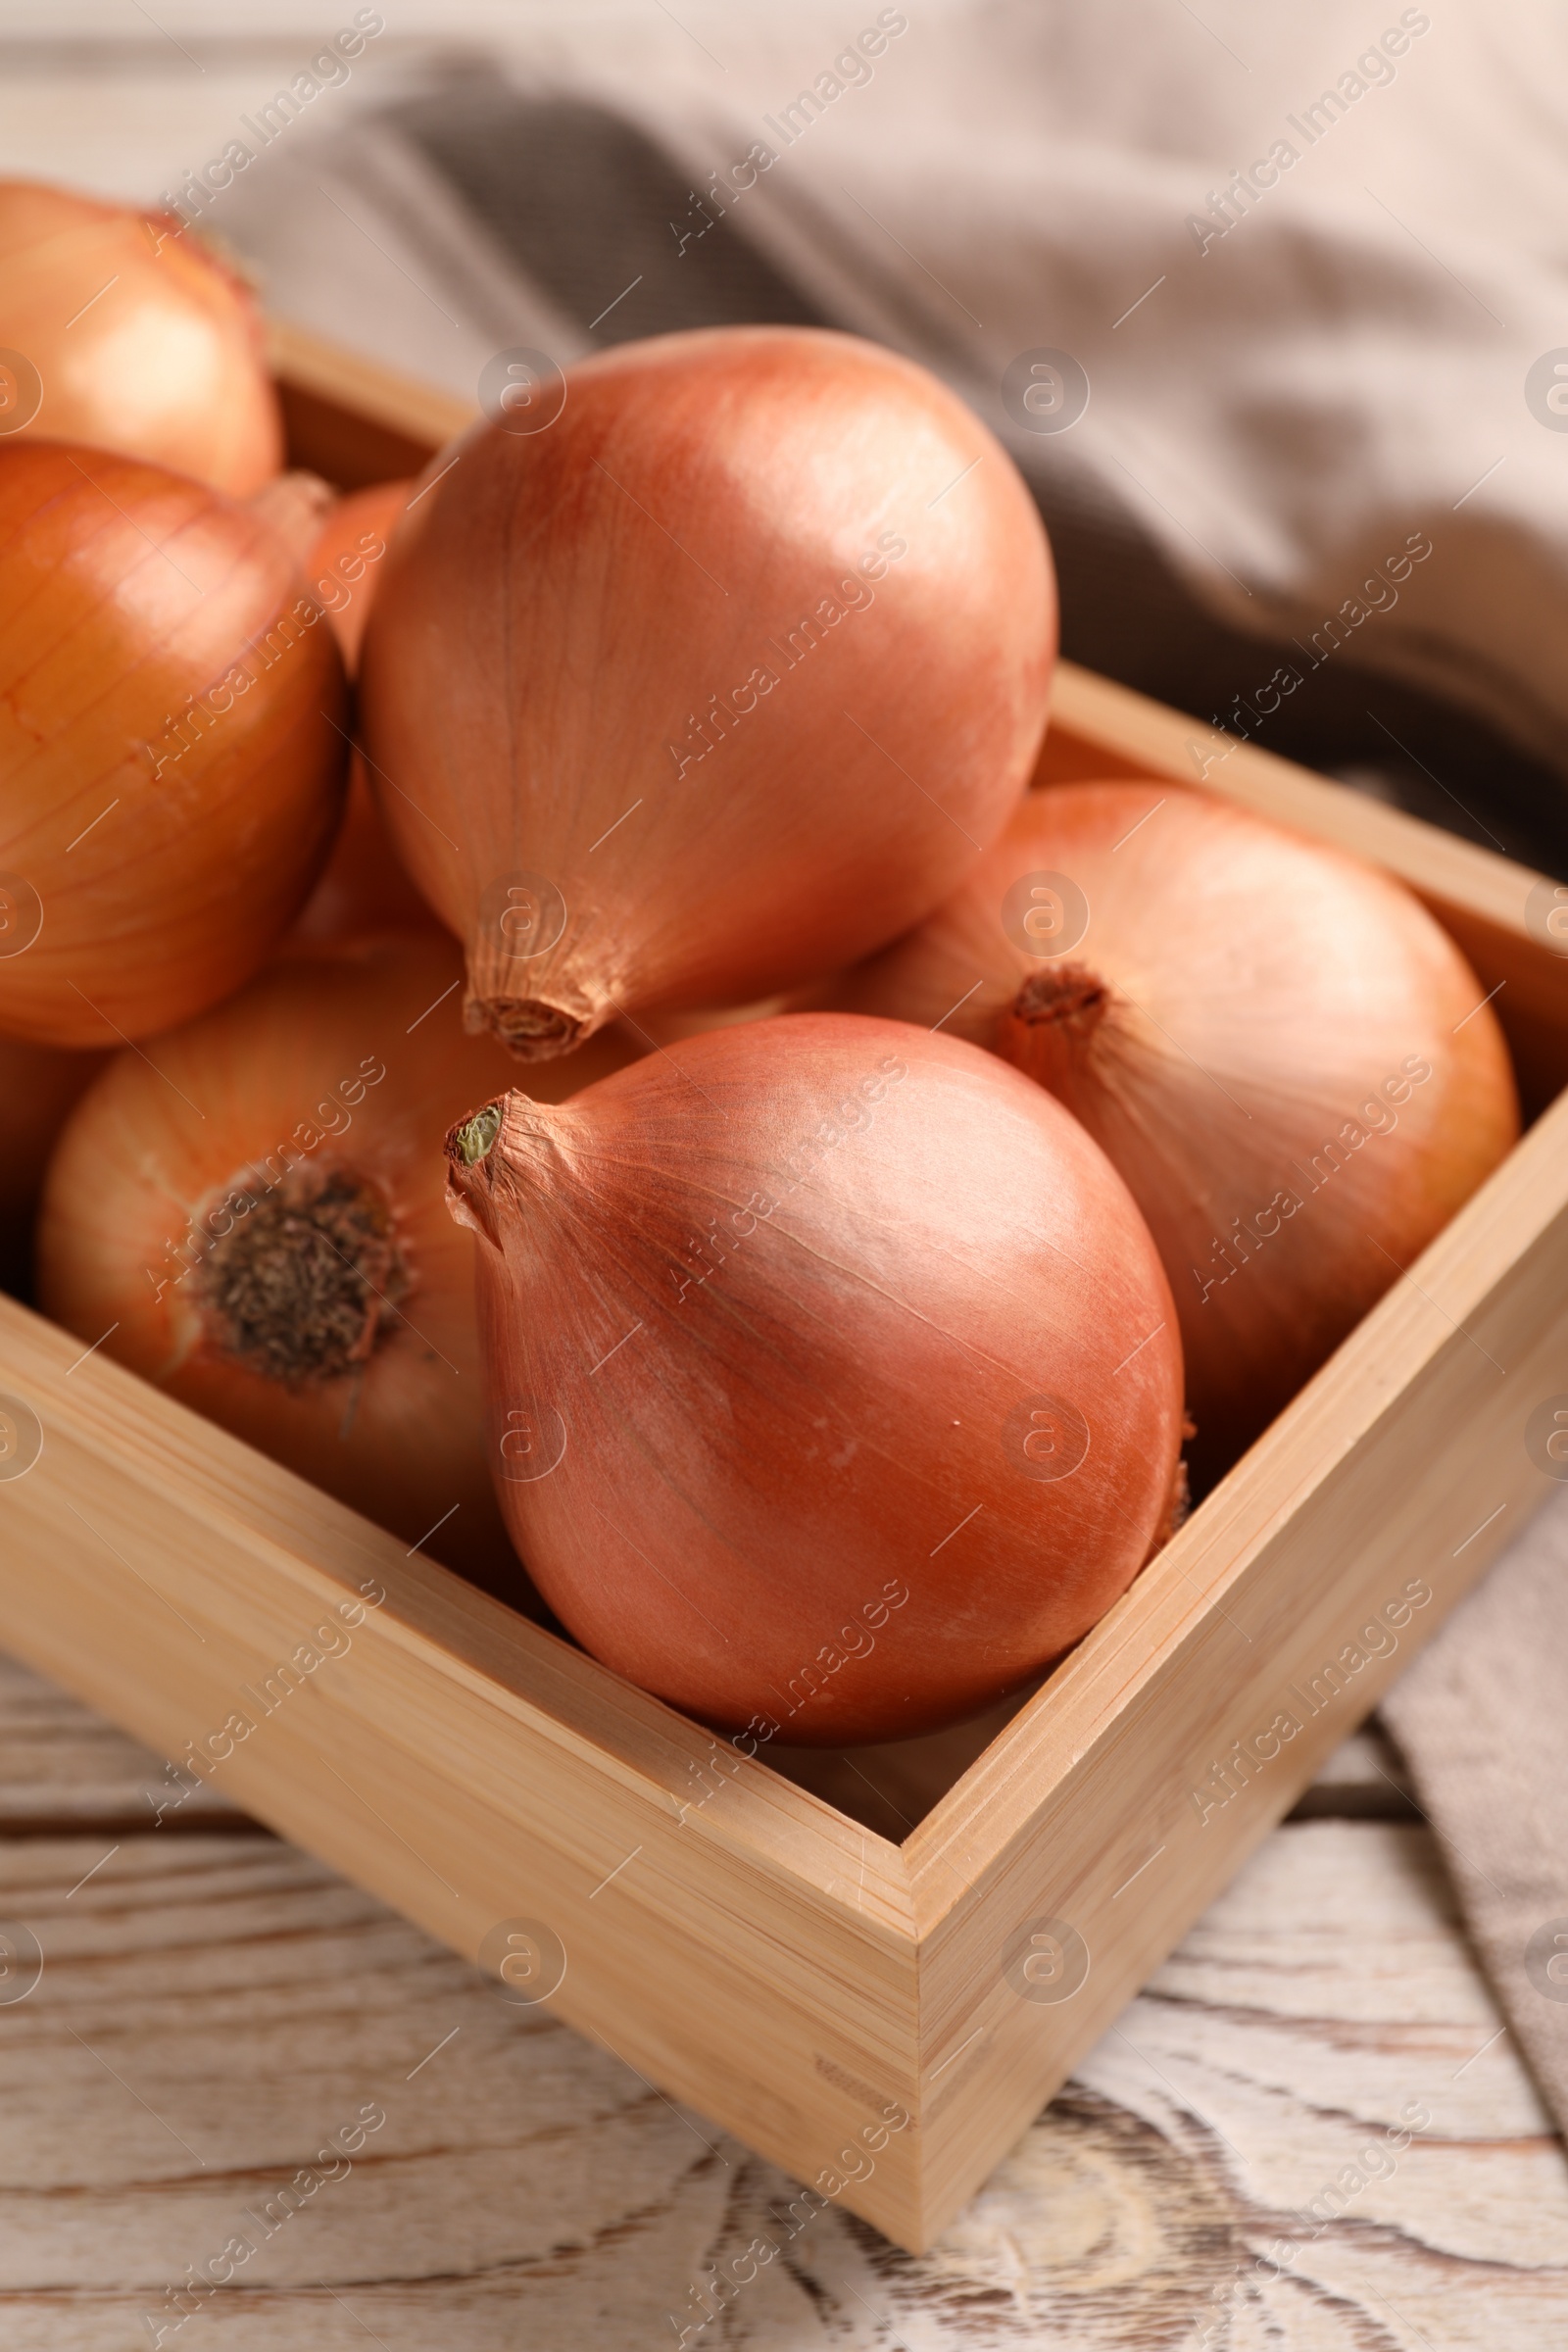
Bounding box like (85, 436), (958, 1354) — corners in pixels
(2, 318), (1565, 2255)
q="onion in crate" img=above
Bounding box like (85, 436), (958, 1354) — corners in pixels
(305, 478), (413, 668)
(37, 936), (640, 1596)
(0, 178), (282, 492)
(0, 441), (348, 1046)
(285, 479), (440, 949)
(361, 326), (1054, 1059)
(834, 781), (1520, 1470)
(444, 1012), (1185, 1741)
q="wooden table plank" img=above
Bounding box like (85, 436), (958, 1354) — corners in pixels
(0, 1659), (1560, 2348)
(0, 1655), (250, 1835)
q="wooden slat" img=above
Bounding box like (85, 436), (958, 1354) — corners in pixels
(267, 317), (474, 490)
(0, 1292), (931, 2239)
(903, 1075), (1568, 2233)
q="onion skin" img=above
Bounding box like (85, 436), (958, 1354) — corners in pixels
(306, 480), (411, 669)
(0, 442), (349, 1047)
(286, 760), (445, 949)
(445, 1012), (1184, 1743)
(286, 483), (434, 949)
(0, 180), (282, 493)
(37, 936), (642, 1597)
(362, 326), (1054, 1059)
(835, 782), (1520, 1472)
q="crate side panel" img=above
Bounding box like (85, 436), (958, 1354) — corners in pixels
(904, 1175), (1568, 2242)
(0, 1298), (924, 2238)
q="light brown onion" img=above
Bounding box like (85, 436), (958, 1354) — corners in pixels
(835, 782), (1520, 1472)
(0, 179), (281, 492)
(37, 935), (641, 1595)
(0, 441), (348, 1047)
(247, 469), (336, 566)
(307, 479), (411, 668)
(361, 326), (1054, 1059)
(285, 761), (445, 950)
(444, 1012), (1184, 1742)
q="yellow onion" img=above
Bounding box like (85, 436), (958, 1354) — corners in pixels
(38, 934), (641, 1594)
(0, 441), (348, 1046)
(286, 481), (435, 949)
(0, 178), (281, 492)
(836, 782), (1520, 1472)
(362, 326), (1054, 1058)
(307, 478), (412, 669)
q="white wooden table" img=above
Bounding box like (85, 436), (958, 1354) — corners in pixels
(2, 1654), (1563, 2349)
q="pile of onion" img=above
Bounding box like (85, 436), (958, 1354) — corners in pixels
(0, 179), (281, 492)
(443, 1011), (1185, 1742)
(0, 441), (348, 1046)
(834, 782), (1520, 1471)
(0, 286), (1530, 1750)
(37, 935), (641, 1594)
(287, 479), (440, 948)
(361, 325), (1055, 1059)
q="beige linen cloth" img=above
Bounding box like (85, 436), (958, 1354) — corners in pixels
(194, 0), (1568, 2131)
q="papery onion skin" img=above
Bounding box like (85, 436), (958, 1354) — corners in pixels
(0, 441), (348, 1047)
(306, 480), (411, 669)
(37, 935), (642, 1597)
(445, 1011), (1184, 1743)
(248, 470), (336, 566)
(362, 326), (1054, 1060)
(834, 782), (1520, 1474)
(0, 180), (282, 493)
(0, 1033), (108, 1294)
(286, 484), (434, 948)
(285, 759), (445, 949)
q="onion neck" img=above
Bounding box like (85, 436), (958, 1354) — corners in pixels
(466, 991), (589, 1059)
(193, 1163), (406, 1387)
(995, 960), (1111, 1080)
(445, 1091), (555, 1249)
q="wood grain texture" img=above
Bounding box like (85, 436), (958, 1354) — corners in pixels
(902, 1066), (1568, 2235)
(266, 316), (474, 491)
(0, 1652), (1559, 2348)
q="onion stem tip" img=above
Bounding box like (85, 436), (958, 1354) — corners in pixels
(455, 1103), (503, 1165)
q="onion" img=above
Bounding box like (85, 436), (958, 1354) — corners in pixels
(307, 479), (412, 668)
(361, 326), (1054, 1060)
(247, 469), (336, 567)
(835, 782), (1520, 1472)
(37, 935), (642, 1594)
(0, 1034), (108, 1294)
(285, 763), (444, 950)
(444, 1012), (1184, 1742)
(0, 441), (348, 1047)
(0, 179), (281, 493)
(286, 482), (432, 948)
